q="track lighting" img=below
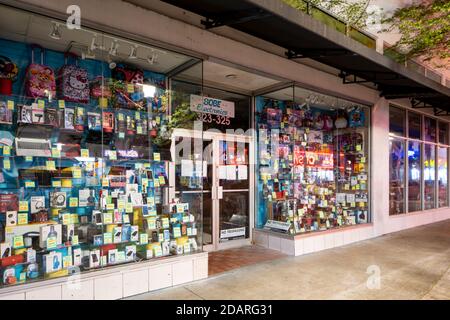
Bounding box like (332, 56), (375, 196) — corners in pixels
(107, 55), (116, 70)
(90, 34), (99, 51)
(147, 51), (158, 65)
(49, 22), (61, 40)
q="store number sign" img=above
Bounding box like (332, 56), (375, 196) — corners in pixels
(190, 95), (234, 126)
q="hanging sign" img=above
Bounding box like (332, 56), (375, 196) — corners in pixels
(190, 95), (235, 118)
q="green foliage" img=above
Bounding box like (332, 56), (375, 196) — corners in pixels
(283, 0), (375, 29)
(382, 0), (450, 62)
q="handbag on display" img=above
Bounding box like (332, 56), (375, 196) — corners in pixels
(0, 55), (18, 95)
(58, 52), (90, 103)
(25, 44), (56, 99)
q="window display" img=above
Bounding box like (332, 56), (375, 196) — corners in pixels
(0, 7), (202, 288)
(389, 139), (405, 215)
(255, 87), (370, 234)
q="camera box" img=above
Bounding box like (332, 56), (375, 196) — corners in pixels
(108, 249), (118, 264)
(26, 248), (36, 263)
(1, 242), (11, 258)
(30, 196), (46, 214)
(130, 226), (139, 242)
(62, 224), (75, 242)
(113, 227), (122, 243)
(50, 192), (66, 208)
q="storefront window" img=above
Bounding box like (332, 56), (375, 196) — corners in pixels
(408, 141), (422, 212)
(389, 106), (405, 137)
(438, 122), (449, 145)
(438, 147), (448, 207)
(389, 139), (405, 215)
(423, 144), (436, 209)
(424, 117), (437, 142)
(408, 112), (422, 140)
(255, 86), (370, 234)
(0, 6), (203, 288)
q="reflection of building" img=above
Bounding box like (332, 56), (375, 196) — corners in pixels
(0, 0), (449, 300)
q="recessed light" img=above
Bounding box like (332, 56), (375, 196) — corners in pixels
(49, 22), (61, 40)
(225, 74), (237, 79)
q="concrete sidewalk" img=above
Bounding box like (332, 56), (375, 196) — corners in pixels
(127, 220), (450, 300)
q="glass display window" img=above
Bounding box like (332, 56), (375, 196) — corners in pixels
(389, 106), (405, 137)
(0, 5), (203, 288)
(389, 139), (405, 215)
(438, 147), (448, 207)
(408, 141), (422, 212)
(255, 86), (370, 235)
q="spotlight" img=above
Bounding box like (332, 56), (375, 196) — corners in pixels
(109, 40), (119, 56)
(49, 22), (61, 40)
(90, 34), (99, 51)
(128, 45), (138, 59)
(107, 56), (116, 70)
(147, 52), (158, 65)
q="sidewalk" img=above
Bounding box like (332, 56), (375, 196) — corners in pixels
(127, 220), (450, 300)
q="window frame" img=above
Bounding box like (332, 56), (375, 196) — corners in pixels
(388, 104), (450, 215)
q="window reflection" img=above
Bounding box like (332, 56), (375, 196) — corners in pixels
(408, 141), (422, 212)
(389, 139), (405, 215)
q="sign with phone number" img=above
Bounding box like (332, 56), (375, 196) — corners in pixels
(190, 94), (235, 118)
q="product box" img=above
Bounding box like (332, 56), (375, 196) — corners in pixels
(113, 227), (122, 243)
(89, 249), (100, 268)
(0, 193), (18, 213)
(45, 108), (59, 127)
(31, 108), (45, 124)
(93, 235), (103, 246)
(62, 224), (75, 242)
(30, 196), (46, 214)
(50, 192), (66, 208)
(26, 248), (36, 263)
(39, 224), (62, 248)
(87, 112), (101, 131)
(6, 211), (17, 227)
(73, 248), (82, 266)
(18, 104), (32, 123)
(1, 242), (11, 258)
(79, 189), (95, 207)
(122, 224), (131, 242)
(0, 101), (13, 124)
(64, 108), (75, 129)
(161, 241), (170, 256)
(43, 252), (62, 273)
(130, 226), (139, 242)
(108, 249), (118, 264)
(125, 245), (136, 261)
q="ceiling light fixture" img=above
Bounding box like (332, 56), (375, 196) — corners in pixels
(49, 22), (62, 40)
(225, 74), (237, 80)
(109, 40), (119, 56)
(90, 33), (99, 51)
(147, 51), (158, 65)
(107, 55), (116, 70)
(128, 45), (138, 59)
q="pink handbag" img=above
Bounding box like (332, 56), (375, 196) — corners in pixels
(58, 52), (90, 103)
(25, 45), (56, 98)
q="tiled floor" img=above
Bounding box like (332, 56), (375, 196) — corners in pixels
(129, 219), (450, 300)
(208, 246), (286, 276)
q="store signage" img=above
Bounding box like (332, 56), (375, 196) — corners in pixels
(293, 146), (333, 168)
(220, 227), (246, 239)
(264, 220), (291, 233)
(190, 95), (235, 118)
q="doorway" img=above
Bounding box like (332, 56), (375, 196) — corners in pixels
(171, 129), (253, 251)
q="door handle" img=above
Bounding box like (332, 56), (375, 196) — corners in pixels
(217, 186), (223, 200)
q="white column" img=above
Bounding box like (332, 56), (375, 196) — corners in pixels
(371, 97), (390, 236)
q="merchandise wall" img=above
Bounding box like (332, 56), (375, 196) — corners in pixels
(0, 7), (203, 289)
(255, 87), (370, 235)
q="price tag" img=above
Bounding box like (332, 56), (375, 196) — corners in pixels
(52, 180), (62, 188)
(38, 100), (45, 109)
(99, 97), (108, 108)
(103, 233), (113, 244)
(153, 153), (160, 161)
(109, 150), (117, 160)
(155, 116), (160, 125)
(360, 157), (366, 164)
(162, 217), (169, 229)
(153, 179), (160, 187)
(135, 112), (140, 120)
(25, 181), (35, 188)
(58, 100), (65, 109)
(102, 177), (109, 187)
(72, 168), (82, 178)
(136, 126), (143, 134)
(158, 176), (165, 185)
(147, 218), (156, 230)
(46, 236), (57, 249)
(46, 160), (56, 171)
(51, 148), (61, 158)
(63, 256), (72, 268)
(153, 246), (162, 257)
(147, 197), (155, 205)
(80, 149), (89, 158)
(3, 146), (10, 156)
(62, 214), (71, 225)
(3, 158), (10, 170)
(19, 201), (29, 212)
(71, 235), (79, 246)
(7, 100), (14, 110)
(17, 213), (28, 225)
(356, 145), (362, 152)
(173, 227), (181, 238)
(25, 156), (33, 162)
(69, 197), (78, 207)
(183, 243), (191, 253)
(13, 236), (24, 248)
(123, 214), (130, 224)
(127, 83), (134, 93)
(117, 200), (125, 210)
(125, 203), (134, 213)
(106, 203), (115, 211)
(139, 233), (148, 244)
(103, 212), (113, 224)
(350, 202), (356, 208)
